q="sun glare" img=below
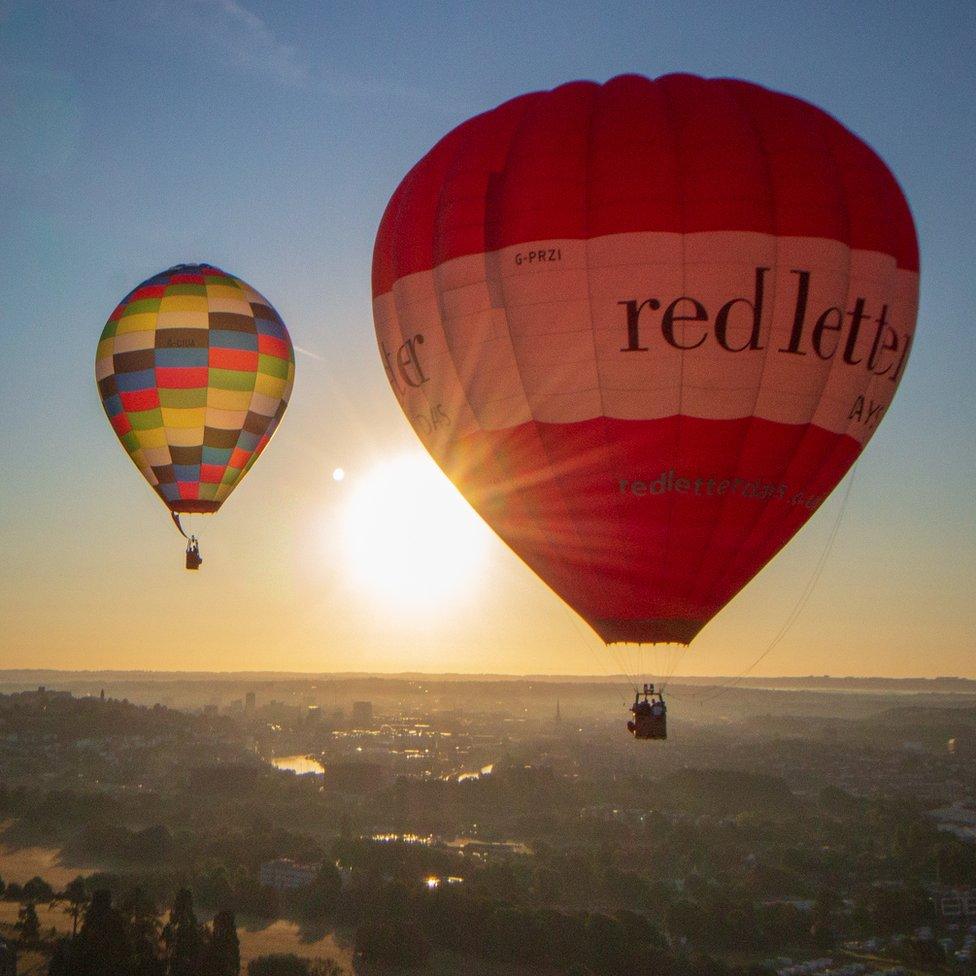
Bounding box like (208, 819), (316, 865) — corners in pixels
(340, 454), (490, 609)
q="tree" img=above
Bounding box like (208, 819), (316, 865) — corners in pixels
(58, 876), (90, 938)
(201, 910), (240, 976)
(296, 864), (341, 919)
(937, 843), (976, 885)
(308, 961), (344, 976)
(24, 876), (55, 902)
(73, 888), (133, 976)
(810, 887), (838, 948)
(894, 936), (945, 969)
(233, 879), (280, 919)
(355, 920), (430, 967)
(129, 825), (172, 862)
(48, 936), (72, 976)
(247, 955), (310, 976)
(16, 901), (40, 944)
(119, 886), (162, 976)
(163, 888), (205, 976)
(584, 913), (633, 975)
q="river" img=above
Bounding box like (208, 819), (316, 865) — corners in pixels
(270, 754), (324, 776)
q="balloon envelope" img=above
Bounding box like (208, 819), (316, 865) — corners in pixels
(96, 263), (295, 516)
(372, 74), (919, 644)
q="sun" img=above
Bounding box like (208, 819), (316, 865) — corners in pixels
(339, 453), (491, 610)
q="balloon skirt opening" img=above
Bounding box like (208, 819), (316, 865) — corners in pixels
(168, 500), (221, 515)
(595, 617), (704, 646)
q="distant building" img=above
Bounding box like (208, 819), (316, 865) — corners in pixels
(938, 887), (976, 919)
(453, 839), (532, 861)
(929, 801), (976, 841)
(352, 701), (373, 725)
(245, 692), (256, 714)
(203, 703), (218, 717)
(0, 936), (15, 976)
(259, 858), (321, 891)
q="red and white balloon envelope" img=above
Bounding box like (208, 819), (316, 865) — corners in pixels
(371, 74), (918, 646)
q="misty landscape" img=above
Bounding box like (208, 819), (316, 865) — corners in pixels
(0, 673), (974, 975)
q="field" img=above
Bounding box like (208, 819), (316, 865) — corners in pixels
(236, 920), (352, 969)
(0, 840), (94, 889)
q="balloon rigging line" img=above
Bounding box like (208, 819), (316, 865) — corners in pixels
(559, 602), (635, 707)
(695, 465), (858, 705)
(171, 512), (189, 540)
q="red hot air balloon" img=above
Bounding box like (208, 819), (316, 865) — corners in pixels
(372, 74), (918, 648)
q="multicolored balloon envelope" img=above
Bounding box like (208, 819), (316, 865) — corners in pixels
(372, 73), (919, 645)
(96, 263), (295, 524)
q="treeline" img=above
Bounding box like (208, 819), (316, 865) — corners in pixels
(2, 872), (776, 976)
(34, 884), (342, 976)
(344, 880), (771, 975)
(0, 692), (229, 742)
(37, 886), (238, 976)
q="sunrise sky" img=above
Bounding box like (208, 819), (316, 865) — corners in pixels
(1, 1), (974, 678)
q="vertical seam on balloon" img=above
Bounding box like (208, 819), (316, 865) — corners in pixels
(493, 102), (566, 481)
(687, 80), (783, 612)
(147, 310), (166, 499)
(158, 274), (176, 501)
(798, 131), (906, 541)
(710, 105), (860, 607)
(254, 286), (290, 482)
(471, 105), (575, 584)
(478, 100), (561, 544)
(832, 143), (903, 446)
(229, 282), (260, 497)
(378, 187), (411, 444)
(204, 274), (214, 491)
(408, 115), (553, 585)
(496, 94), (550, 424)
(200, 276), (215, 493)
(489, 90), (594, 599)
(656, 74), (686, 626)
(581, 79), (643, 626)
(388, 169), (443, 454)
(429, 116), (487, 450)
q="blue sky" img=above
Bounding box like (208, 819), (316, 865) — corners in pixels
(1, 0), (974, 676)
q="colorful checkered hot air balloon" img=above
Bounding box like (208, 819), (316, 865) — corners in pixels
(96, 264), (295, 566)
(372, 74), (918, 656)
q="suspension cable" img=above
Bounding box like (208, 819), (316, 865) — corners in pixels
(695, 465), (857, 705)
(559, 603), (636, 706)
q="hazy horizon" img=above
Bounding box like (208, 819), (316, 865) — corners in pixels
(2, 668), (973, 686)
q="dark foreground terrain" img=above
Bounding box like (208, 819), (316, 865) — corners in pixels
(0, 672), (974, 975)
